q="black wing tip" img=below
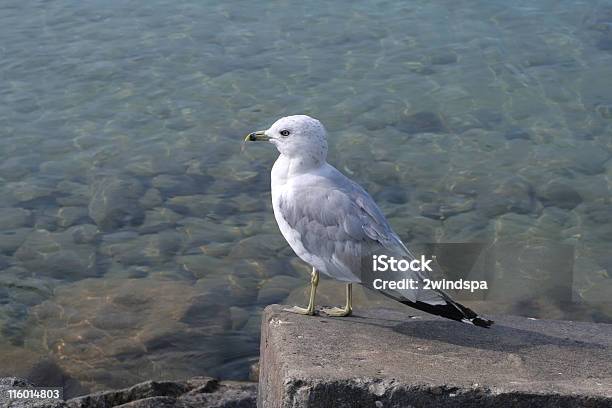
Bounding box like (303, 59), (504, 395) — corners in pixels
(381, 291), (494, 328)
(397, 298), (494, 328)
(469, 316), (494, 328)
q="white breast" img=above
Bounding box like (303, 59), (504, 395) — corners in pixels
(270, 156), (329, 273)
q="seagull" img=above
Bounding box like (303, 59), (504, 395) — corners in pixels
(245, 115), (492, 327)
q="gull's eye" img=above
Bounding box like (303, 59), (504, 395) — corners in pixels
(280, 129), (290, 137)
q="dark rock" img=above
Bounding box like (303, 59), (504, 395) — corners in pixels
(504, 128), (531, 140)
(56, 207), (90, 228)
(419, 197), (475, 220)
(596, 104), (612, 119)
(138, 208), (182, 234)
(33, 214), (58, 231)
(375, 188), (407, 205)
(0, 254), (10, 270)
(0, 208), (33, 229)
(7, 182), (56, 208)
(395, 111), (446, 134)
(180, 381), (257, 408)
(56, 181), (90, 207)
(0, 228), (30, 255)
(522, 53), (565, 68)
(167, 195), (211, 217)
(596, 32), (612, 51)
(179, 293), (233, 327)
(67, 380), (189, 407)
(428, 51), (458, 65)
(537, 181), (583, 209)
(249, 361), (260, 382)
(67, 224), (100, 245)
(0, 155), (39, 182)
(0, 377), (35, 389)
(14, 230), (98, 280)
(229, 234), (288, 260)
(99, 231), (182, 266)
(256, 275), (301, 305)
(164, 118), (195, 132)
(473, 108), (504, 129)
(0, 376), (256, 408)
(88, 177), (145, 231)
(151, 174), (211, 197)
(124, 155), (188, 178)
(114, 396), (177, 407)
(478, 177), (537, 216)
(582, 202), (612, 224)
(26, 359), (88, 400)
(568, 145), (609, 175)
(138, 189), (163, 210)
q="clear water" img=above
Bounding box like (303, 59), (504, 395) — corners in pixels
(1, 0), (611, 396)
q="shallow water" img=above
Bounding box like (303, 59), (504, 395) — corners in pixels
(1, 0), (611, 396)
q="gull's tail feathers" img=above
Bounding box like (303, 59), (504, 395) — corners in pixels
(379, 290), (494, 328)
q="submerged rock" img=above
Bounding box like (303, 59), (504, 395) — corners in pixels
(537, 181), (583, 210)
(56, 207), (90, 228)
(596, 32), (612, 51)
(596, 103), (612, 119)
(256, 275), (301, 305)
(395, 111), (447, 134)
(167, 195), (212, 217)
(229, 234), (288, 260)
(88, 177), (145, 231)
(56, 181), (90, 207)
(151, 174), (211, 197)
(67, 224), (100, 245)
(99, 231), (183, 266)
(0, 228), (30, 255)
(504, 127), (531, 140)
(569, 145), (610, 175)
(428, 50), (458, 65)
(14, 229), (97, 280)
(138, 188), (163, 210)
(478, 176), (538, 217)
(0, 208), (33, 230)
(138, 208), (182, 234)
(6, 181), (55, 207)
(27, 278), (235, 391)
(419, 196), (475, 220)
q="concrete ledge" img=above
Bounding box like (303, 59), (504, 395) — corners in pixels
(258, 305), (612, 407)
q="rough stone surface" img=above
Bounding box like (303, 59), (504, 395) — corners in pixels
(259, 305), (612, 408)
(0, 377), (256, 408)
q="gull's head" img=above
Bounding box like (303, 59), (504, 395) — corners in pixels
(245, 115), (328, 164)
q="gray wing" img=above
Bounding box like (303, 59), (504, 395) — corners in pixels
(277, 167), (445, 305)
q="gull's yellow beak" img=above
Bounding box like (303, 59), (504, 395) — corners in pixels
(244, 130), (270, 142)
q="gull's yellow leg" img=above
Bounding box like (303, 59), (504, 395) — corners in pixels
(321, 283), (352, 317)
(284, 267), (319, 316)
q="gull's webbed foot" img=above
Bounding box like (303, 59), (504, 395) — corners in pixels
(320, 306), (352, 317)
(283, 267), (319, 316)
(283, 305), (315, 316)
(320, 283), (353, 317)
